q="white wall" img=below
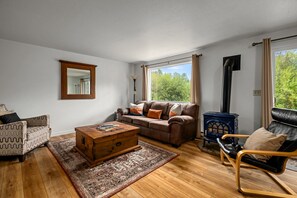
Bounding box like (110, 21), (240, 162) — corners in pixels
(0, 39), (131, 135)
(134, 26), (297, 134)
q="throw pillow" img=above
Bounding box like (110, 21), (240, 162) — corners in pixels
(0, 110), (12, 125)
(243, 127), (287, 162)
(0, 112), (21, 124)
(0, 110), (14, 116)
(147, 109), (162, 119)
(169, 104), (182, 118)
(0, 104), (7, 112)
(130, 103), (144, 116)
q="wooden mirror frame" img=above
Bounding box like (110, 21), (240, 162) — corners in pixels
(60, 60), (96, 99)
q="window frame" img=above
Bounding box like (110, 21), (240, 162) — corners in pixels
(271, 42), (297, 108)
(147, 61), (192, 102)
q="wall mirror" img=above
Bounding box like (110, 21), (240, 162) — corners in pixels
(60, 60), (96, 99)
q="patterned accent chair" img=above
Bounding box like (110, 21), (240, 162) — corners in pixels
(0, 104), (51, 162)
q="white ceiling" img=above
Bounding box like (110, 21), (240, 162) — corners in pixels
(1, 0), (297, 63)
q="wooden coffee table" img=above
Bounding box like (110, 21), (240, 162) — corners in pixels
(74, 121), (141, 167)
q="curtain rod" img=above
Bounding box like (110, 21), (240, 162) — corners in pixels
(141, 54), (202, 67)
(252, 34), (297, 46)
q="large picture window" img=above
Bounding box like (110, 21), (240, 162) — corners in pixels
(148, 62), (191, 102)
(273, 47), (297, 109)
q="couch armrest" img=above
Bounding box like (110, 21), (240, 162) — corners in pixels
(22, 115), (50, 127)
(168, 115), (195, 125)
(0, 121), (27, 143)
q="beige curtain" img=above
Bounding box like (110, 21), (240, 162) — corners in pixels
(261, 38), (273, 128)
(191, 54), (201, 138)
(142, 65), (148, 101)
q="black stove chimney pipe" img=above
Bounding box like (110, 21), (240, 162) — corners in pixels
(220, 58), (234, 113)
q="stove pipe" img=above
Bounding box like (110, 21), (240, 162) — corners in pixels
(220, 58), (234, 113)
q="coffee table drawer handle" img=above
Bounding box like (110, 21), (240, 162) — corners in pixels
(116, 142), (122, 147)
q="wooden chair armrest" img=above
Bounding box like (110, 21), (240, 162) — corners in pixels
(222, 134), (250, 139)
(237, 150), (297, 159)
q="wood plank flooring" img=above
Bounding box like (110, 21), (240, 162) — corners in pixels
(0, 133), (296, 198)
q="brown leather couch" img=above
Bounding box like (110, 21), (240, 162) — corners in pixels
(117, 101), (198, 147)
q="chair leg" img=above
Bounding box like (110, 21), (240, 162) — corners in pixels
(235, 157), (242, 192)
(234, 155), (296, 197)
(266, 172), (297, 195)
(220, 149), (297, 197)
(44, 141), (49, 146)
(18, 154), (26, 162)
(220, 149), (225, 164)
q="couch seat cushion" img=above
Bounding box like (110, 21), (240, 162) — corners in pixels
(132, 116), (158, 127)
(149, 120), (169, 133)
(121, 115), (136, 123)
(27, 126), (49, 141)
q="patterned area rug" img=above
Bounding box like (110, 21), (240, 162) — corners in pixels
(48, 138), (177, 198)
(197, 139), (297, 172)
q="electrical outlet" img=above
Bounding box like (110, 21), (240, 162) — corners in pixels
(253, 90), (261, 96)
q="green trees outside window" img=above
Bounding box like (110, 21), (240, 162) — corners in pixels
(274, 49), (297, 110)
(150, 66), (190, 102)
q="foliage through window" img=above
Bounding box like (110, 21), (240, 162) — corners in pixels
(148, 62), (191, 102)
(273, 49), (297, 109)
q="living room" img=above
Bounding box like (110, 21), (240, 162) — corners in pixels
(0, 1), (297, 198)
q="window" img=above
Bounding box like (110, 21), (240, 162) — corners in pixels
(148, 62), (191, 102)
(273, 48), (297, 109)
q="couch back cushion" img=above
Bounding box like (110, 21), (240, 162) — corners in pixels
(136, 101), (153, 116)
(150, 102), (169, 119)
(137, 101), (198, 120)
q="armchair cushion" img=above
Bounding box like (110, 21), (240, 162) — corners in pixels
(217, 138), (242, 159)
(0, 112), (21, 124)
(27, 126), (49, 141)
(217, 137), (283, 173)
(243, 127), (287, 162)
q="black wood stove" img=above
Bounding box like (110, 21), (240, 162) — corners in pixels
(203, 55), (240, 146)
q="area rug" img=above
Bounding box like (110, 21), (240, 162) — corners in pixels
(197, 139), (220, 156)
(47, 138), (177, 198)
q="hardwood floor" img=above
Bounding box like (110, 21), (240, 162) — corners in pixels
(0, 133), (296, 198)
